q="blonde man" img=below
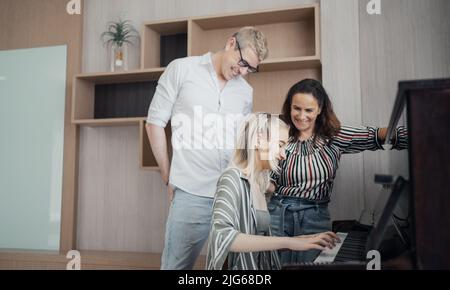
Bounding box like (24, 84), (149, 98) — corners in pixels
(146, 27), (269, 270)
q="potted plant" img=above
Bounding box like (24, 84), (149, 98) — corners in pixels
(101, 19), (139, 72)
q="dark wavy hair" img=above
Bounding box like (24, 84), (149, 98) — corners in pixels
(281, 79), (341, 141)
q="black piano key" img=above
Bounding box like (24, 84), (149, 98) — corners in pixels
(343, 243), (366, 250)
(336, 254), (359, 261)
(340, 242), (366, 250)
(338, 249), (362, 257)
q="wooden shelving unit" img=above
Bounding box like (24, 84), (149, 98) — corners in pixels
(72, 3), (321, 170)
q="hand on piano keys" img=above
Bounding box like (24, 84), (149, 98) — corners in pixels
(288, 231), (341, 251)
(314, 232), (348, 263)
(314, 231), (369, 263)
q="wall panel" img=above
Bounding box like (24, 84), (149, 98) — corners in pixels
(359, 0), (450, 217)
(0, 0), (83, 253)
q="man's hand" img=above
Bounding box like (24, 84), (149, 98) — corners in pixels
(167, 184), (175, 201)
(146, 123), (173, 201)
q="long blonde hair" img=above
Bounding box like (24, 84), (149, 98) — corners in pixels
(231, 113), (288, 195)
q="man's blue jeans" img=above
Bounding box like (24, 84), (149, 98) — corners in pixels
(161, 188), (214, 270)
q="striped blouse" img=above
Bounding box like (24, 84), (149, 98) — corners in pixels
(207, 168), (281, 270)
(270, 126), (408, 200)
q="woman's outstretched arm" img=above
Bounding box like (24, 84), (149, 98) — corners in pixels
(230, 232), (339, 253)
(378, 126), (409, 150)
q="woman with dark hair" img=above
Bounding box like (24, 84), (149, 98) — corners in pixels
(268, 79), (408, 264)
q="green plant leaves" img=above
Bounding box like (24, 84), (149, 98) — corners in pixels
(101, 19), (140, 47)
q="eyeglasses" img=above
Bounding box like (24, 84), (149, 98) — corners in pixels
(236, 40), (259, 73)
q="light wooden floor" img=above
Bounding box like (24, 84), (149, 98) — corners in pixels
(0, 250), (206, 270)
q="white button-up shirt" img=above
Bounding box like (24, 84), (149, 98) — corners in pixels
(147, 52), (253, 197)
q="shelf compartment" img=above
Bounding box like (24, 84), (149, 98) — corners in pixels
(141, 19), (188, 69)
(247, 67), (322, 114)
(72, 69), (164, 126)
(94, 81), (156, 119)
(189, 4), (319, 59)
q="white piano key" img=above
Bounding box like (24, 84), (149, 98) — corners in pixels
(314, 232), (348, 263)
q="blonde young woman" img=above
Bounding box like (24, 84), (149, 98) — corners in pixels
(206, 113), (339, 270)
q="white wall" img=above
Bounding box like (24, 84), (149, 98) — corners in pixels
(321, 0), (365, 221)
(359, 0), (450, 216)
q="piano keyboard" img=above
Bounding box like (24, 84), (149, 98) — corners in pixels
(314, 232), (348, 263)
(314, 231), (369, 263)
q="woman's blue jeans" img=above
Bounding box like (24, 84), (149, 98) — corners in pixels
(268, 194), (331, 265)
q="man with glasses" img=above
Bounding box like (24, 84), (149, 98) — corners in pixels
(146, 27), (269, 270)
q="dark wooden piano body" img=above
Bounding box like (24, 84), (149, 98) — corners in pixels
(404, 79), (450, 269)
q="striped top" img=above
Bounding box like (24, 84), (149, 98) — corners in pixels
(207, 168), (281, 270)
(270, 126), (408, 200)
